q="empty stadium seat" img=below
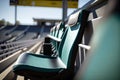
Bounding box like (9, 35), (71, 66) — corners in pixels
(43, 22), (65, 56)
(75, 13), (120, 80)
(13, 10), (89, 80)
(74, 0), (120, 79)
(0, 39), (39, 61)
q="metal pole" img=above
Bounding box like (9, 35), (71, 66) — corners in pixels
(62, 0), (68, 22)
(15, 3), (17, 26)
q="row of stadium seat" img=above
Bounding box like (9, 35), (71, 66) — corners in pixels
(0, 39), (40, 61)
(42, 22), (65, 56)
(0, 25), (43, 43)
(0, 24), (52, 64)
(0, 26), (23, 43)
(0, 26), (15, 43)
(10, 26), (30, 41)
(75, 0), (120, 79)
(12, 9), (89, 80)
(12, 0), (120, 80)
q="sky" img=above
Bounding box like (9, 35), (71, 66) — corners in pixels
(0, 0), (90, 25)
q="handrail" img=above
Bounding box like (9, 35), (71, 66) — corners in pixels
(78, 44), (91, 50)
(85, 0), (108, 10)
(47, 34), (61, 42)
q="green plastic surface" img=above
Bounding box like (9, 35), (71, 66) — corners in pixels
(76, 14), (120, 80)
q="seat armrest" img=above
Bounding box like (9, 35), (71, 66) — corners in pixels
(47, 35), (61, 42)
(78, 44), (91, 50)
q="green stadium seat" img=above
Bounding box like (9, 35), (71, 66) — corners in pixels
(74, 13), (120, 80)
(13, 10), (89, 80)
(51, 22), (65, 50)
(43, 22), (65, 56)
(50, 22), (64, 47)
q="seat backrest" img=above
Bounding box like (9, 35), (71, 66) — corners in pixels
(50, 22), (65, 38)
(50, 26), (56, 36)
(75, 13), (120, 80)
(74, 0), (120, 79)
(53, 22), (65, 50)
(50, 28), (53, 36)
(49, 26), (57, 47)
(58, 10), (89, 68)
(56, 22), (65, 39)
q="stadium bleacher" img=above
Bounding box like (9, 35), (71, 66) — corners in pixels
(0, 25), (44, 62)
(0, 25), (14, 43)
(0, 0), (119, 80)
(0, 25), (44, 42)
(12, 10), (89, 80)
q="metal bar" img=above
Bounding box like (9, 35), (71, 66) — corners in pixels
(15, 2), (17, 26)
(62, 0), (68, 22)
(78, 44), (91, 50)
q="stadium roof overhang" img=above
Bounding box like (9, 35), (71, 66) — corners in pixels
(10, 0), (78, 8)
